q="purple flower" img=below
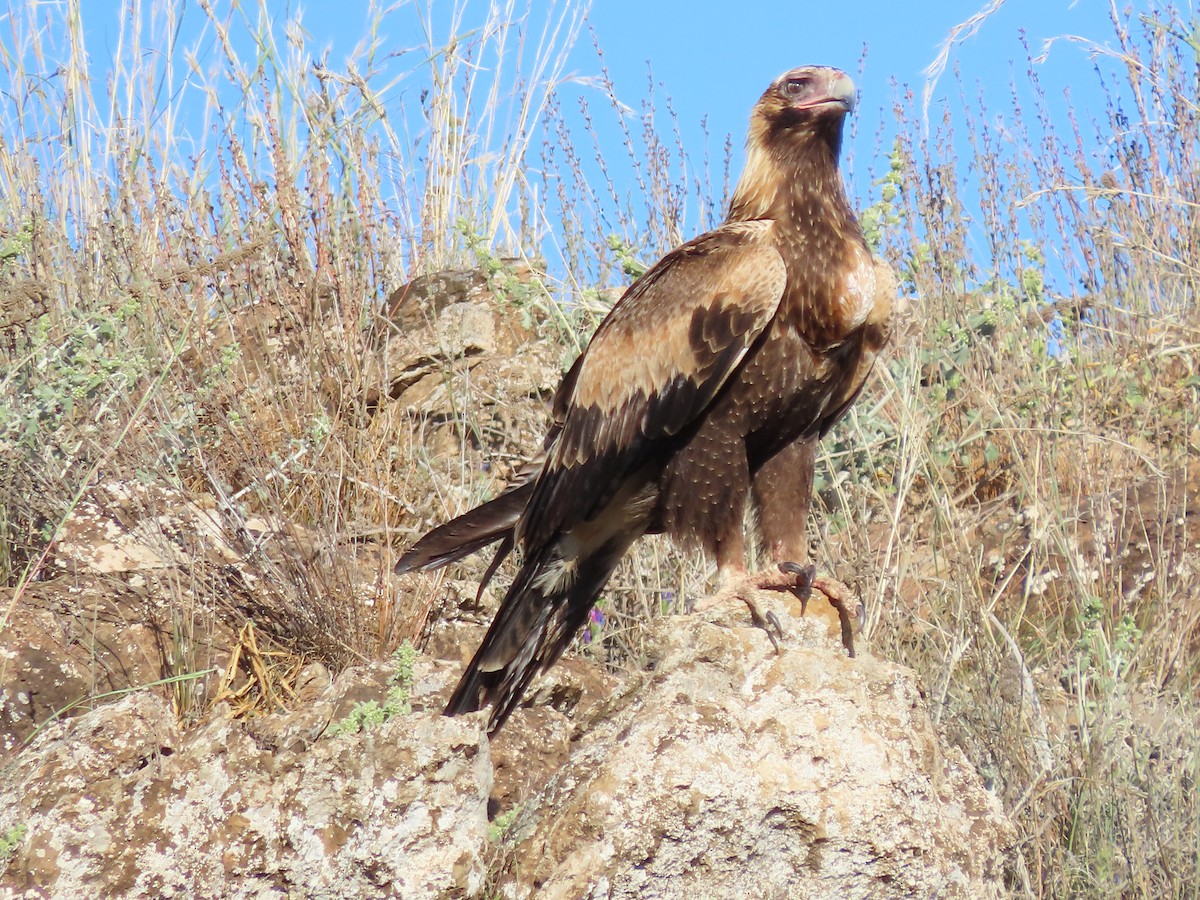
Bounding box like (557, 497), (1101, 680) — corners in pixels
(583, 605), (605, 644)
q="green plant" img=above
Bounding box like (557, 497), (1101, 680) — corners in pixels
(859, 140), (906, 251)
(0, 224), (32, 266)
(330, 643), (417, 736)
(0, 304), (151, 458)
(0, 823), (27, 864)
(487, 806), (521, 843)
(605, 234), (649, 279)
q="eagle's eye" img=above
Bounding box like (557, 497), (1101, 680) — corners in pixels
(783, 76), (810, 98)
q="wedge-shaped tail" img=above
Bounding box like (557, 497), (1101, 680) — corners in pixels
(443, 530), (636, 733)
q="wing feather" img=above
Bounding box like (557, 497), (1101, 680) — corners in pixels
(519, 222), (787, 550)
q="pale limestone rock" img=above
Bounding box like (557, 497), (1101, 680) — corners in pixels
(503, 596), (1015, 899)
(0, 595), (1015, 899)
(0, 690), (491, 899)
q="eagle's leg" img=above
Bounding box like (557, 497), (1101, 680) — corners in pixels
(665, 423), (787, 649)
(753, 439), (856, 656)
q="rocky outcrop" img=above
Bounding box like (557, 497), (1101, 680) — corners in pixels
(0, 263), (563, 761)
(0, 576), (173, 756)
(0, 668), (491, 899)
(0, 265), (1015, 896)
(0, 589), (1014, 898)
(499, 594), (1015, 899)
(0, 478), (378, 756)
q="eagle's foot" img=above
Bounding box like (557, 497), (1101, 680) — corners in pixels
(704, 565), (858, 657)
(768, 566), (864, 657)
(780, 565), (858, 658)
(750, 604), (785, 653)
(770, 561), (818, 612)
(696, 575), (786, 653)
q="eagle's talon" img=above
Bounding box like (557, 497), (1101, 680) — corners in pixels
(811, 576), (858, 657)
(767, 567), (860, 656)
(763, 622), (782, 655)
(765, 609), (784, 641)
(775, 561), (816, 614)
(699, 582), (785, 652)
(833, 601), (856, 657)
(744, 602), (782, 657)
(778, 560), (815, 584)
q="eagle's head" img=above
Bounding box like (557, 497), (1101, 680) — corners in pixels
(729, 65), (856, 221)
(751, 66), (855, 152)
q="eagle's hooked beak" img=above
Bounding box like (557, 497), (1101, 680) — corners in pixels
(797, 71), (856, 114)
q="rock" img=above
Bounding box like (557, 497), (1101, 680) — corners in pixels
(418, 623), (617, 818)
(0, 277), (49, 331)
(0, 578), (173, 756)
(370, 262), (558, 420)
(384, 267), (503, 332)
(0, 688), (492, 899)
(502, 593), (1016, 899)
(379, 301), (499, 414)
(0, 476), (400, 758)
(0, 588), (1014, 898)
(382, 260), (540, 345)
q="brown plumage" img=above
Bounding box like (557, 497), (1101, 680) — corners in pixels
(395, 65), (895, 734)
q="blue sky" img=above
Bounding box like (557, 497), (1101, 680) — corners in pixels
(70, 1), (1135, 188)
(19, 1), (1169, 291)
(564, 1), (1131, 229)
(581, 0), (1119, 148)
(285, 1), (1128, 164)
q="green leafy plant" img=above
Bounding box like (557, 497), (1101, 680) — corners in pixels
(487, 806), (521, 843)
(330, 644), (417, 736)
(0, 824), (28, 864)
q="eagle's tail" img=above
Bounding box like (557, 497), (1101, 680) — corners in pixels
(393, 479), (534, 576)
(444, 531), (634, 734)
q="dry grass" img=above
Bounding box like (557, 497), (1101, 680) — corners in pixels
(820, 6), (1200, 893)
(1, 0), (1198, 895)
(0, 0), (585, 668)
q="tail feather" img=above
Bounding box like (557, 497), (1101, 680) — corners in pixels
(444, 535), (633, 734)
(394, 479), (533, 575)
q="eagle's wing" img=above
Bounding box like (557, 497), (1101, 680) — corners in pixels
(519, 220), (787, 551)
(815, 255), (897, 438)
(395, 223), (788, 584)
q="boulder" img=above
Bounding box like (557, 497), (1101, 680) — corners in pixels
(0, 680), (491, 898)
(0, 590), (1015, 898)
(501, 594), (1016, 898)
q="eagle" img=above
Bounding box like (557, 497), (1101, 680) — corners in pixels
(395, 65), (895, 734)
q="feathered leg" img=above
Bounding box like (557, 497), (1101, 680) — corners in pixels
(753, 437), (857, 656)
(664, 422), (785, 647)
